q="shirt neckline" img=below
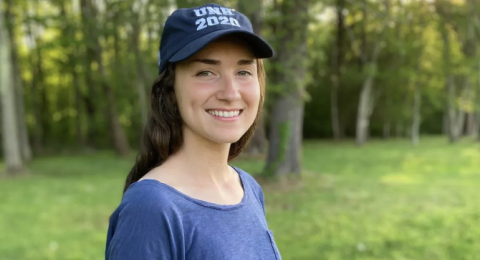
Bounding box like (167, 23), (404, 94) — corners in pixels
(131, 165), (249, 211)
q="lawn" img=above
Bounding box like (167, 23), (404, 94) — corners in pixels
(1, 137), (480, 260)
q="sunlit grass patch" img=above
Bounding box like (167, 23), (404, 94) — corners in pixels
(1, 136), (480, 260)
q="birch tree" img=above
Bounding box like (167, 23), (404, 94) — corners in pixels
(352, 0), (390, 146)
(5, 0), (32, 161)
(0, 0), (23, 174)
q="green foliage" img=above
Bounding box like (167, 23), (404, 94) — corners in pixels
(302, 0), (480, 138)
(5, 0), (480, 150)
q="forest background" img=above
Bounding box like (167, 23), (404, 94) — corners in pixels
(1, 0), (480, 259)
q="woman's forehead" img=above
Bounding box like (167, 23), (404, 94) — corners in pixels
(190, 38), (256, 61)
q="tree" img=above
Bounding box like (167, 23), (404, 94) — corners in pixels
(80, 0), (130, 156)
(436, 0), (471, 143)
(0, 0), (23, 174)
(264, 0), (311, 177)
(128, 1), (150, 129)
(5, 0), (32, 161)
(411, 58), (423, 146)
(24, 0), (48, 153)
(352, 0), (390, 146)
(237, 0), (268, 156)
(330, 0), (345, 140)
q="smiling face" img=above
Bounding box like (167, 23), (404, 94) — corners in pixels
(174, 36), (261, 146)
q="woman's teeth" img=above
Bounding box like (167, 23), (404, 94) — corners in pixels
(207, 110), (240, 118)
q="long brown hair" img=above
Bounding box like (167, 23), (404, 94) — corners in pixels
(123, 59), (266, 194)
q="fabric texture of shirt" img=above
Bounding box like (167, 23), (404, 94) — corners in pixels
(105, 166), (282, 260)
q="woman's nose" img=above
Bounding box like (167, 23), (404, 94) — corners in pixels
(216, 76), (241, 102)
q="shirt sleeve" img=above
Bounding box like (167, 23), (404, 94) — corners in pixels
(105, 185), (180, 260)
(256, 182), (266, 216)
(238, 168), (266, 216)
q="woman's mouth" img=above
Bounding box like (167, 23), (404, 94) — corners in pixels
(206, 109), (243, 119)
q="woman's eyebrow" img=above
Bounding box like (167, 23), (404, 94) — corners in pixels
(190, 59), (255, 65)
(191, 59), (220, 65)
(237, 59), (255, 65)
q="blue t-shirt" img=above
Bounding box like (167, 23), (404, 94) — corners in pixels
(105, 166), (282, 260)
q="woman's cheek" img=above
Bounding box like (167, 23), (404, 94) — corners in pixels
(243, 82), (261, 103)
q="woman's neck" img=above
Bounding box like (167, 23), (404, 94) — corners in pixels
(162, 129), (235, 185)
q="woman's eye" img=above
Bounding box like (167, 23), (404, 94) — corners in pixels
(196, 71), (213, 77)
(237, 70), (252, 76)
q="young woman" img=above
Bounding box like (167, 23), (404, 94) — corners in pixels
(105, 3), (281, 260)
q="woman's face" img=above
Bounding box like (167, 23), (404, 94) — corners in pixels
(174, 38), (260, 145)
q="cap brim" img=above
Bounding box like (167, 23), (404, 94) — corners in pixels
(169, 29), (275, 63)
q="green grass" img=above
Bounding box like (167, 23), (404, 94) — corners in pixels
(1, 136), (480, 260)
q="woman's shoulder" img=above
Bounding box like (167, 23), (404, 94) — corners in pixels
(106, 180), (183, 259)
(232, 166), (265, 197)
(117, 179), (178, 215)
(233, 166), (261, 187)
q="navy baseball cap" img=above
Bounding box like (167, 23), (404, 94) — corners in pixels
(157, 3), (274, 74)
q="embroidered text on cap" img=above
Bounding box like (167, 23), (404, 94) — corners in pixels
(193, 6), (240, 31)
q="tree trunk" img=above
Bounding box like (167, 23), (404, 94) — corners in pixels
(466, 112), (476, 136)
(477, 62), (480, 141)
(83, 49), (97, 146)
(0, 1), (23, 173)
(396, 122), (403, 138)
(25, 9), (44, 153)
(81, 0), (130, 156)
(472, 113), (479, 139)
(442, 30), (457, 142)
(452, 109), (466, 140)
(356, 75), (375, 145)
(411, 61), (421, 146)
(130, 11), (149, 128)
(453, 78), (468, 139)
(36, 38), (49, 142)
(99, 35), (130, 156)
(383, 123), (391, 139)
(455, 20), (476, 140)
(72, 59), (84, 145)
(446, 76), (468, 143)
(264, 0), (310, 177)
(5, 0), (32, 162)
(354, 0), (388, 146)
(462, 23), (477, 138)
(58, 1), (85, 146)
(442, 113), (448, 135)
(475, 11), (480, 141)
(244, 115), (267, 156)
(438, 3), (464, 143)
(134, 49), (149, 129)
(411, 84), (421, 146)
(266, 92), (304, 177)
(80, 0), (101, 148)
(237, 0), (268, 155)
(331, 0), (345, 141)
(13, 46), (31, 162)
(330, 82), (341, 140)
(383, 93), (391, 139)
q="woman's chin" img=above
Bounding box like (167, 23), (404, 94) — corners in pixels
(208, 133), (244, 144)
